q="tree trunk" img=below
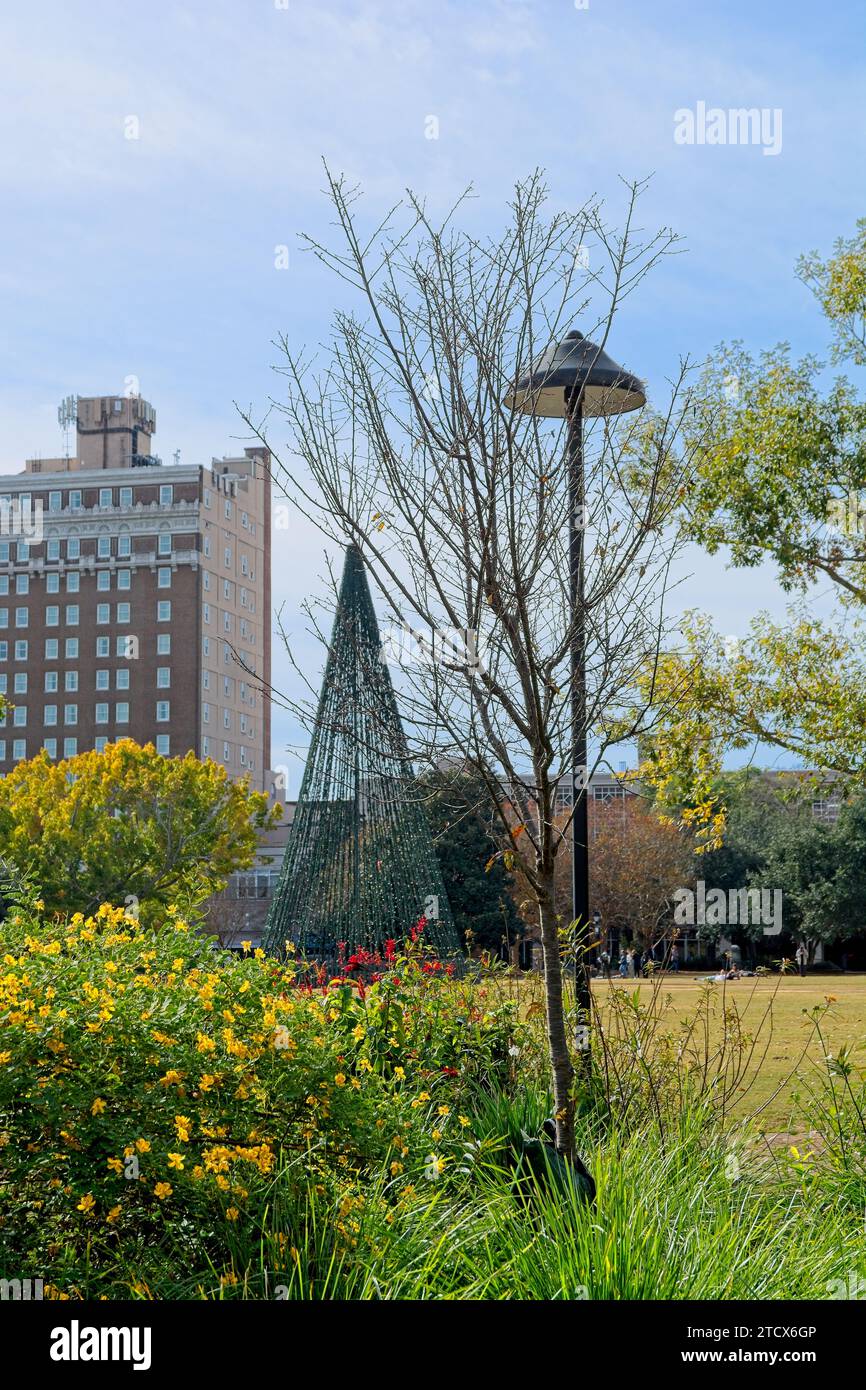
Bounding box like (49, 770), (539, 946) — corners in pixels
(537, 869), (575, 1157)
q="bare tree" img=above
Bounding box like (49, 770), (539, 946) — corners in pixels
(239, 168), (702, 1157)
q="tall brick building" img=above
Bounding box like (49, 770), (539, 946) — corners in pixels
(0, 395), (271, 789)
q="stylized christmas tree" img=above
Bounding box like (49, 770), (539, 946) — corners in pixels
(263, 544), (460, 960)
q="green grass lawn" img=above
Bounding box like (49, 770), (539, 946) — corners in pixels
(589, 971), (866, 1132)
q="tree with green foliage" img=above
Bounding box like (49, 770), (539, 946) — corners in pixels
(0, 740), (277, 923)
(421, 772), (525, 956)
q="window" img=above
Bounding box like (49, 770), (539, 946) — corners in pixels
(14, 641), (27, 660)
(116, 702), (129, 724)
(241, 511), (249, 529)
(115, 636), (131, 657)
(202, 736), (209, 756)
(203, 603), (210, 624)
(13, 672), (26, 694)
(44, 639), (58, 660)
(65, 605), (79, 626)
(65, 672), (78, 692)
(16, 575), (28, 595)
(99, 488), (112, 508)
(224, 547), (232, 567)
(204, 489), (211, 509)
(202, 636), (209, 657)
(223, 613), (232, 634)
(96, 670), (109, 691)
(203, 571), (210, 591)
(17, 542), (29, 561)
(117, 534), (131, 558)
(65, 638), (78, 659)
(156, 701), (170, 722)
(224, 500), (232, 519)
(95, 737), (108, 753)
(203, 702), (210, 724)
(157, 567), (171, 588)
(157, 667), (170, 688)
(15, 608), (28, 628)
(0, 579), (9, 598)
(223, 580), (230, 599)
(64, 704), (77, 725)
(46, 573), (59, 593)
(116, 669), (129, 690)
(45, 606), (59, 627)
(48, 490), (62, 513)
(66, 537), (80, 560)
(95, 703), (109, 724)
(203, 536), (211, 557)
(117, 569), (130, 590)
(0, 541), (8, 563)
(97, 536), (111, 559)
(116, 603), (130, 623)
(223, 742), (231, 761)
(97, 571), (111, 591)
(0, 609), (6, 629)
(156, 735), (170, 756)
(45, 672), (58, 693)
(13, 739), (26, 761)
(46, 539), (60, 561)
(157, 601), (171, 622)
(95, 636), (110, 658)
(63, 738), (77, 758)
(0, 676), (5, 694)
(44, 705), (57, 726)
(96, 603), (110, 624)
(66, 572), (79, 592)
(202, 671), (210, 690)
(119, 487), (133, 507)
(43, 739), (57, 759)
(157, 633), (171, 655)
(69, 490), (82, 510)
(223, 709), (231, 729)
(159, 485), (173, 505)
(0, 642), (6, 661)
(158, 532), (171, 556)
(13, 707), (26, 727)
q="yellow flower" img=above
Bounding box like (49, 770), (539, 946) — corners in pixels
(154, 1182), (172, 1200)
(432, 1129), (442, 1142)
(91, 1098), (107, 1115)
(106, 1205), (122, 1224)
(0, 1051), (11, 1064)
(334, 1073), (346, 1087)
(458, 1115), (470, 1127)
(390, 1160), (403, 1175)
(393, 1066), (405, 1080)
(134, 1138), (151, 1154)
(241, 941), (252, 953)
(106, 1158), (123, 1175)
(167, 1153), (185, 1171)
(226, 1206), (240, 1221)
(77, 1194), (96, 1214)
(437, 1105), (450, 1117)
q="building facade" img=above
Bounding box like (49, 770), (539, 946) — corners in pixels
(0, 395), (271, 789)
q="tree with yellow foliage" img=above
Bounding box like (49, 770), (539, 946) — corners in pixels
(0, 740), (277, 922)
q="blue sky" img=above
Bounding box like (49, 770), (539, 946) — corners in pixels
(1, 0), (863, 781)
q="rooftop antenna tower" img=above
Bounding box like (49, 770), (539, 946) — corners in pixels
(57, 395), (78, 460)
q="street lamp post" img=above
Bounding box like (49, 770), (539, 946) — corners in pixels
(505, 330), (645, 1059)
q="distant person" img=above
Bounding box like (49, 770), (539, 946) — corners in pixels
(670, 943), (680, 974)
(619, 952), (628, 979)
(600, 950), (611, 980)
(627, 949), (636, 979)
(796, 942), (808, 978)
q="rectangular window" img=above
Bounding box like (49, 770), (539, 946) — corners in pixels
(43, 738), (57, 759)
(13, 672), (26, 694)
(44, 705), (57, 726)
(94, 737), (108, 753)
(96, 603), (110, 624)
(13, 739), (26, 761)
(159, 485), (173, 505)
(157, 601), (171, 622)
(99, 488), (112, 508)
(203, 603), (210, 624)
(117, 534), (131, 558)
(44, 639), (58, 660)
(223, 742), (231, 761)
(115, 636), (130, 657)
(46, 573), (59, 593)
(156, 734), (170, 756)
(16, 575), (29, 595)
(45, 606), (59, 627)
(0, 609), (7, 629)
(202, 671), (210, 690)
(157, 633), (171, 655)
(158, 533), (172, 556)
(69, 490), (82, 510)
(204, 489), (211, 509)
(97, 536), (111, 558)
(46, 539), (60, 561)
(45, 672), (58, 693)
(202, 636), (209, 657)
(48, 490), (62, 512)
(0, 676), (6, 694)
(66, 537), (80, 559)
(95, 636), (110, 658)
(66, 572), (79, 593)
(202, 736), (209, 756)
(0, 578), (10, 598)
(157, 667), (170, 688)
(14, 641), (27, 660)
(95, 703), (109, 724)
(224, 547), (232, 567)
(119, 486), (133, 507)
(15, 608), (28, 627)
(156, 701), (170, 722)
(13, 706), (27, 727)
(65, 605), (79, 626)
(17, 542), (29, 562)
(116, 669), (129, 690)
(96, 670), (109, 690)
(65, 638), (78, 659)
(203, 702), (210, 724)
(65, 671), (78, 692)
(63, 738), (77, 758)
(116, 702), (130, 724)
(116, 603), (130, 623)
(97, 571), (110, 591)
(64, 704), (77, 725)
(0, 642), (6, 661)
(157, 567), (171, 588)
(117, 569), (131, 590)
